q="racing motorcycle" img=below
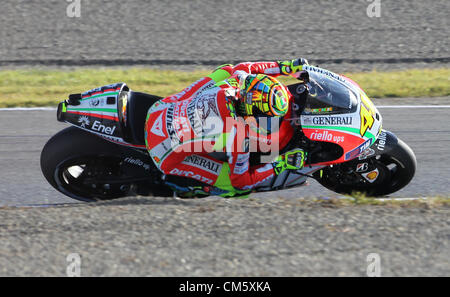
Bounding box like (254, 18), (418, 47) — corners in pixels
(40, 65), (416, 202)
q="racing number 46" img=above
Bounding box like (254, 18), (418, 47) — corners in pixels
(360, 103), (374, 136)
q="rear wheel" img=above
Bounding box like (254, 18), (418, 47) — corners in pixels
(315, 139), (416, 197)
(41, 127), (143, 202)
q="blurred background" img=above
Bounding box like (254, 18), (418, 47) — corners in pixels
(1, 0), (448, 72)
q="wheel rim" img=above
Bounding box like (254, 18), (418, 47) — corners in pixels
(370, 154), (409, 193)
(318, 154), (411, 197)
(54, 155), (129, 201)
(341, 155), (405, 195)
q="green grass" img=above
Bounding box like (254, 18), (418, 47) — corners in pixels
(343, 68), (450, 98)
(0, 68), (448, 107)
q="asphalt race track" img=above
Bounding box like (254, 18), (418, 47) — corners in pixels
(0, 99), (449, 276)
(1, 97), (450, 207)
(0, 0), (449, 277)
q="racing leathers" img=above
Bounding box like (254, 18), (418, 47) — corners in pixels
(145, 60), (305, 196)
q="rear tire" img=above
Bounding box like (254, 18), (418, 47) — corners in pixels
(41, 127), (131, 202)
(315, 139), (416, 197)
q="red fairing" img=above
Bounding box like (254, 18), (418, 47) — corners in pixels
(145, 61), (292, 191)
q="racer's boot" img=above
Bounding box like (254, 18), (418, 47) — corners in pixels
(164, 183), (211, 198)
(163, 175), (211, 198)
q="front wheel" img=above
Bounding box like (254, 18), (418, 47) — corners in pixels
(314, 139), (416, 197)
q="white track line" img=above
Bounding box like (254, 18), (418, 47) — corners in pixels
(375, 197), (429, 201)
(0, 107), (56, 111)
(320, 196), (432, 201)
(377, 105), (450, 108)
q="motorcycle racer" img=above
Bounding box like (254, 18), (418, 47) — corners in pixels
(145, 59), (308, 197)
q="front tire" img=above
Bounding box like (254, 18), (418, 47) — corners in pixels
(315, 139), (416, 197)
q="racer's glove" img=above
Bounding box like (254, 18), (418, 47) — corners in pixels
(278, 58), (309, 75)
(273, 148), (306, 175)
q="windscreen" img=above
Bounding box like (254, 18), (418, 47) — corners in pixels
(302, 70), (358, 115)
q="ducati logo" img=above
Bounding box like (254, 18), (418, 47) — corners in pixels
(151, 112), (166, 137)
